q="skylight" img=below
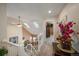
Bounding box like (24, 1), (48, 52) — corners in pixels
(24, 23), (30, 28)
(33, 22), (39, 28)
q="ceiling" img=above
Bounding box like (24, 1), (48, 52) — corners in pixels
(7, 3), (67, 34)
(7, 3), (66, 20)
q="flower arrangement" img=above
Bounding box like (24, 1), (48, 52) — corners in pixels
(59, 21), (75, 42)
(58, 21), (76, 50)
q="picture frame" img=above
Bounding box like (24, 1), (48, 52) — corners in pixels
(9, 36), (18, 44)
(46, 22), (53, 38)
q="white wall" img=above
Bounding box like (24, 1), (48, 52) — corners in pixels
(59, 4), (79, 19)
(0, 4), (7, 47)
(7, 17), (23, 46)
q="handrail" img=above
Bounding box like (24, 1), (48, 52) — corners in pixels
(2, 41), (19, 47)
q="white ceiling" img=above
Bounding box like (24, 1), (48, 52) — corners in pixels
(7, 3), (66, 20)
(7, 3), (67, 34)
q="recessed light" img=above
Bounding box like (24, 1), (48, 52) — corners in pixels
(48, 10), (52, 14)
(33, 22), (39, 28)
(24, 23), (30, 28)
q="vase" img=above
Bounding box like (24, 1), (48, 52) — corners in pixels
(61, 39), (71, 50)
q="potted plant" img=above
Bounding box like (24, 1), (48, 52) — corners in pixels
(58, 21), (76, 50)
(0, 47), (8, 56)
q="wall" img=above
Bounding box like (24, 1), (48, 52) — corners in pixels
(22, 27), (32, 42)
(0, 4), (7, 40)
(7, 17), (23, 46)
(59, 3), (79, 52)
(59, 4), (79, 20)
(0, 4), (7, 47)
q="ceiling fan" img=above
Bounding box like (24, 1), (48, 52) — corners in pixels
(17, 16), (22, 27)
(10, 16), (31, 29)
(10, 16), (22, 27)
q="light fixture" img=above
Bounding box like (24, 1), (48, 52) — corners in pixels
(33, 37), (36, 42)
(17, 24), (22, 27)
(33, 37), (36, 40)
(48, 10), (52, 14)
(33, 22), (39, 28)
(24, 23), (30, 28)
(30, 36), (32, 40)
(29, 36), (32, 41)
(17, 16), (22, 27)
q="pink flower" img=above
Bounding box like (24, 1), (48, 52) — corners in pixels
(68, 29), (74, 33)
(67, 22), (73, 27)
(59, 23), (64, 30)
(59, 21), (75, 41)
